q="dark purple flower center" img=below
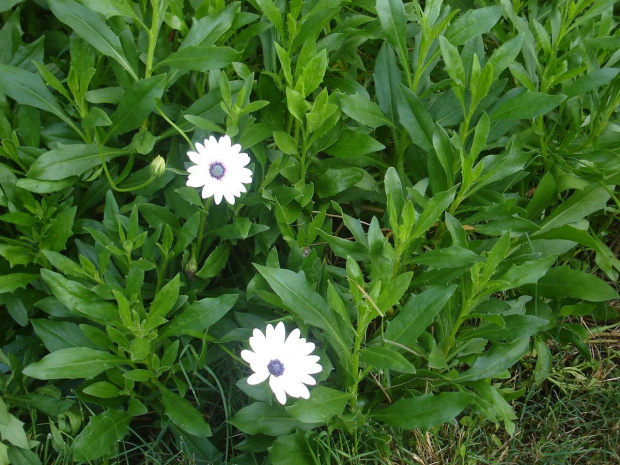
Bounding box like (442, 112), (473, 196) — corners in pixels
(209, 162), (226, 180)
(267, 359), (285, 377)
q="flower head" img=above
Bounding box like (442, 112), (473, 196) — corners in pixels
(241, 322), (321, 404)
(186, 135), (252, 205)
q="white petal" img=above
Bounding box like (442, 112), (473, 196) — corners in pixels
(212, 190), (223, 204)
(223, 189), (236, 205)
(281, 379), (310, 399)
(194, 142), (206, 154)
(231, 143), (242, 154)
(297, 373), (318, 385)
(247, 370), (269, 385)
(265, 323), (284, 350)
(219, 135), (232, 149)
(240, 349), (255, 364)
(249, 328), (268, 354)
(273, 322), (286, 347)
(284, 328), (301, 346)
(187, 174), (206, 188)
(187, 165), (204, 174)
(187, 151), (205, 165)
(269, 376), (287, 404)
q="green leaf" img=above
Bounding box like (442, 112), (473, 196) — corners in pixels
(0, 64), (79, 135)
(376, 0), (408, 74)
(149, 274), (180, 320)
(486, 34), (524, 78)
(383, 285), (456, 346)
(297, 49), (327, 97)
(196, 243), (232, 279)
(528, 266), (618, 302)
(161, 389), (212, 437)
(15, 177), (77, 194)
(105, 74), (167, 140)
(255, 265), (351, 364)
(539, 186), (610, 232)
(445, 5), (504, 46)
(269, 431), (314, 465)
(77, 0), (140, 21)
(458, 338), (530, 382)
(533, 335), (551, 385)
(376, 271), (413, 312)
(28, 144), (128, 181)
(525, 172), (557, 220)
(412, 185), (458, 238)
(374, 43), (402, 124)
(564, 68), (619, 98)
(397, 85), (434, 151)
(22, 347), (126, 380)
(82, 107), (112, 128)
(285, 386), (349, 424)
(0, 273), (38, 294)
(82, 381), (121, 398)
(47, 0), (138, 80)
(360, 346), (416, 373)
(372, 392), (474, 429)
(31, 319), (96, 352)
(255, 0), (284, 37)
(459, 315), (551, 342)
(410, 246), (484, 269)
(494, 256), (556, 291)
(156, 46), (240, 72)
(338, 93), (393, 129)
(230, 402), (303, 436)
(0, 414), (29, 449)
(491, 90), (566, 120)
(72, 410), (132, 461)
(7, 447), (42, 465)
(325, 130), (385, 158)
(159, 294), (238, 339)
(315, 168), (364, 197)
(439, 35), (465, 87)
(273, 131), (298, 155)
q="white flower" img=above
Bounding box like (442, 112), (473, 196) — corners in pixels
(186, 135), (252, 205)
(241, 322), (322, 405)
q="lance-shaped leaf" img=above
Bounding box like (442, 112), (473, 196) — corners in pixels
(48, 0), (138, 80)
(459, 338), (530, 382)
(105, 74), (167, 140)
(0, 64), (82, 136)
(23, 347), (127, 380)
(383, 285), (456, 346)
(155, 46), (240, 72)
(255, 265), (352, 365)
(372, 392), (475, 429)
(28, 144), (128, 181)
(72, 410), (132, 461)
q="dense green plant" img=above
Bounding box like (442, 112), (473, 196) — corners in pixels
(0, 0), (618, 463)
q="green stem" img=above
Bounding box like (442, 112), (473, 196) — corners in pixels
(144, 0), (161, 79)
(348, 306), (369, 413)
(157, 106), (194, 150)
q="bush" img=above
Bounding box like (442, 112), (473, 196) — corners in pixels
(0, 0), (618, 463)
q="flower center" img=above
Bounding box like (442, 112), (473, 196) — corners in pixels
(208, 162), (226, 180)
(267, 359), (285, 377)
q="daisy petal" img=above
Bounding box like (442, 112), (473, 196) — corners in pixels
(269, 376), (288, 404)
(247, 370), (269, 385)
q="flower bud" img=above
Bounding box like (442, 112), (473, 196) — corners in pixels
(150, 155), (166, 178)
(184, 254), (198, 281)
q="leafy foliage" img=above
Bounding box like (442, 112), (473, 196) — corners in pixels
(0, 0), (618, 462)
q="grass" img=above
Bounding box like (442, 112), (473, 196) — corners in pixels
(390, 315), (620, 465)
